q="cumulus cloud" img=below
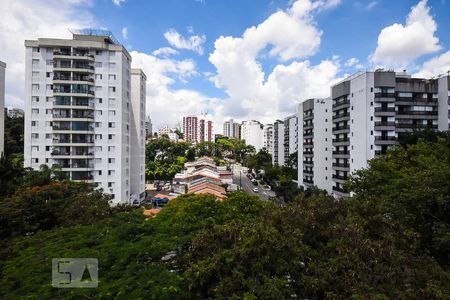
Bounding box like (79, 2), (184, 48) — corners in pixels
(121, 26), (128, 40)
(152, 47), (179, 57)
(112, 0), (125, 6)
(371, 0), (441, 69)
(0, 0), (94, 108)
(131, 51), (219, 128)
(164, 29), (206, 55)
(414, 50), (450, 78)
(208, 0), (341, 124)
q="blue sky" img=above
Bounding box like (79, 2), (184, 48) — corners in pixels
(1, 0), (450, 130)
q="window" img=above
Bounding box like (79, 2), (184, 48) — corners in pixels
(46, 146), (50, 151)
(32, 109), (39, 114)
(32, 146), (39, 151)
(109, 62), (116, 68)
(109, 86), (116, 93)
(95, 110), (102, 116)
(33, 158), (39, 163)
(95, 146), (102, 151)
(98, 98), (103, 104)
(95, 74), (103, 80)
(108, 146), (115, 151)
(108, 182), (113, 187)
(95, 86), (102, 91)
(95, 134), (102, 140)
(31, 121), (38, 126)
(108, 110), (116, 116)
(45, 134), (51, 139)
(108, 122), (115, 128)
(32, 59), (39, 65)
(95, 50), (102, 55)
(95, 62), (102, 68)
(46, 59), (52, 66)
(31, 133), (39, 139)
(98, 170), (102, 175)
(46, 109), (52, 114)
(32, 96), (39, 102)
(32, 47), (40, 52)
(32, 71), (39, 78)
(46, 72), (51, 78)
(108, 74), (116, 80)
(108, 158), (115, 164)
(32, 84), (40, 91)
(46, 84), (53, 90)
(109, 51), (115, 56)
(108, 134), (114, 139)
(95, 122), (101, 128)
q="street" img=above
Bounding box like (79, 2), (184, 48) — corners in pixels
(231, 164), (276, 200)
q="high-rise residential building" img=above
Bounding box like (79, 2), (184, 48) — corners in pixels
(263, 124), (273, 155)
(297, 98), (332, 193)
(233, 122), (241, 139)
(145, 115), (152, 139)
(241, 120), (264, 151)
(223, 118), (242, 139)
(198, 114), (213, 143)
(272, 120), (285, 166)
(130, 69), (146, 201)
(283, 115), (298, 165)
(0, 61), (5, 156)
(183, 114), (213, 144)
(183, 116), (198, 143)
(158, 125), (171, 137)
(330, 70), (449, 197)
(7, 108), (24, 119)
(24, 29), (146, 204)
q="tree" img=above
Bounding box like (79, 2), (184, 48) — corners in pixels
(347, 138), (450, 266)
(3, 112), (24, 158)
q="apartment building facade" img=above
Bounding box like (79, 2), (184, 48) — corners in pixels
(223, 118), (241, 139)
(331, 70), (449, 197)
(297, 98), (332, 193)
(0, 61), (5, 156)
(241, 120), (264, 151)
(272, 120), (284, 166)
(263, 124), (273, 155)
(183, 114), (213, 144)
(24, 30), (146, 204)
(283, 115), (298, 165)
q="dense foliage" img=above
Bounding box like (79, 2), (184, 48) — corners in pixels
(1, 137), (450, 298)
(3, 111), (24, 158)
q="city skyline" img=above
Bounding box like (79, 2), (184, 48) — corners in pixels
(2, 0), (450, 132)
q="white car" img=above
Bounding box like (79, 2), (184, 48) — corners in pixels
(252, 187), (259, 193)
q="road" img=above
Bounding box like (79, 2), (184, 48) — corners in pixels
(231, 164), (276, 200)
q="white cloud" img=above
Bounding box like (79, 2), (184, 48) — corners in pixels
(131, 51), (219, 128)
(164, 29), (206, 55)
(414, 50), (450, 78)
(121, 26), (128, 40)
(366, 1), (378, 10)
(152, 47), (179, 57)
(0, 0), (94, 108)
(112, 0), (125, 6)
(344, 57), (359, 67)
(208, 0), (341, 124)
(371, 0), (441, 69)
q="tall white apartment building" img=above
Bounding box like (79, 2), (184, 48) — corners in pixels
(263, 124), (273, 155)
(297, 98), (333, 194)
(145, 115), (152, 138)
(272, 120), (285, 166)
(130, 69), (147, 201)
(223, 118), (241, 139)
(241, 120), (264, 151)
(330, 70), (448, 197)
(0, 61), (5, 156)
(283, 115), (298, 164)
(24, 30), (146, 204)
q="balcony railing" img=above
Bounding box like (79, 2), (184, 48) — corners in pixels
(332, 163), (350, 168)
(374, 136), (397, 141)
(332, 112), (350, 120)
(332, 151), (349, 155)
(332, 174), (348, 180)
(332, 125), (350, 131)
(332, 138), (349, 143)
(374, 121), (395, 127)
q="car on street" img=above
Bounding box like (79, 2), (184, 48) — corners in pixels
(252, 187), (259, 193)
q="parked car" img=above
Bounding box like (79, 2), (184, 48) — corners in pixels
(251, 179), (258, 185)
(252, 187), (259, 193)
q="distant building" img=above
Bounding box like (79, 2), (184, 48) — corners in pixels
(7, 108), (24, 119)
(0, 61), (5, 156)
(283, 115), (298, 165)
(183, 114), (213, 144)
(272, 120), (285, 166)
(223, 118), (241, 139)
(263, 124), (274, 156)
(145, 116), (152, 139)
(241, 120), (264, 151)
(158, 125), (179, 142)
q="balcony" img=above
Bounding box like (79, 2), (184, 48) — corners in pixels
(396, 110), (438, 116)
(332, 163), (350, 168)
(332, 174), (348, 181)
(374, 107), (395, 117)
(303, 161), (313, 166)
(374, 121), (395, 130)
(332, 99), (350, 110)
(374, 136), (398, 146)
(53, 50), (94, 61)
(332, 112), (350, 121)
(332, 185), (349, 194)
(332, 138), (349, 144)
(374, 92), (395, 98)
(303, 178), (314, 184)
(303, 169), (314, 175)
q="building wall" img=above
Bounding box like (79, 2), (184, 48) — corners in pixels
(130, 68), (146, 201)
(241, 120), (264, 151)
(438, 76), (450, 131)
(0, 61), (5, 156)
(272, 120), (284, 166)
(24, 34), (135, 204)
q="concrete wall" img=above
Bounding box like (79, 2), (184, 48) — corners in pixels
(0, 61), (5, 156)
